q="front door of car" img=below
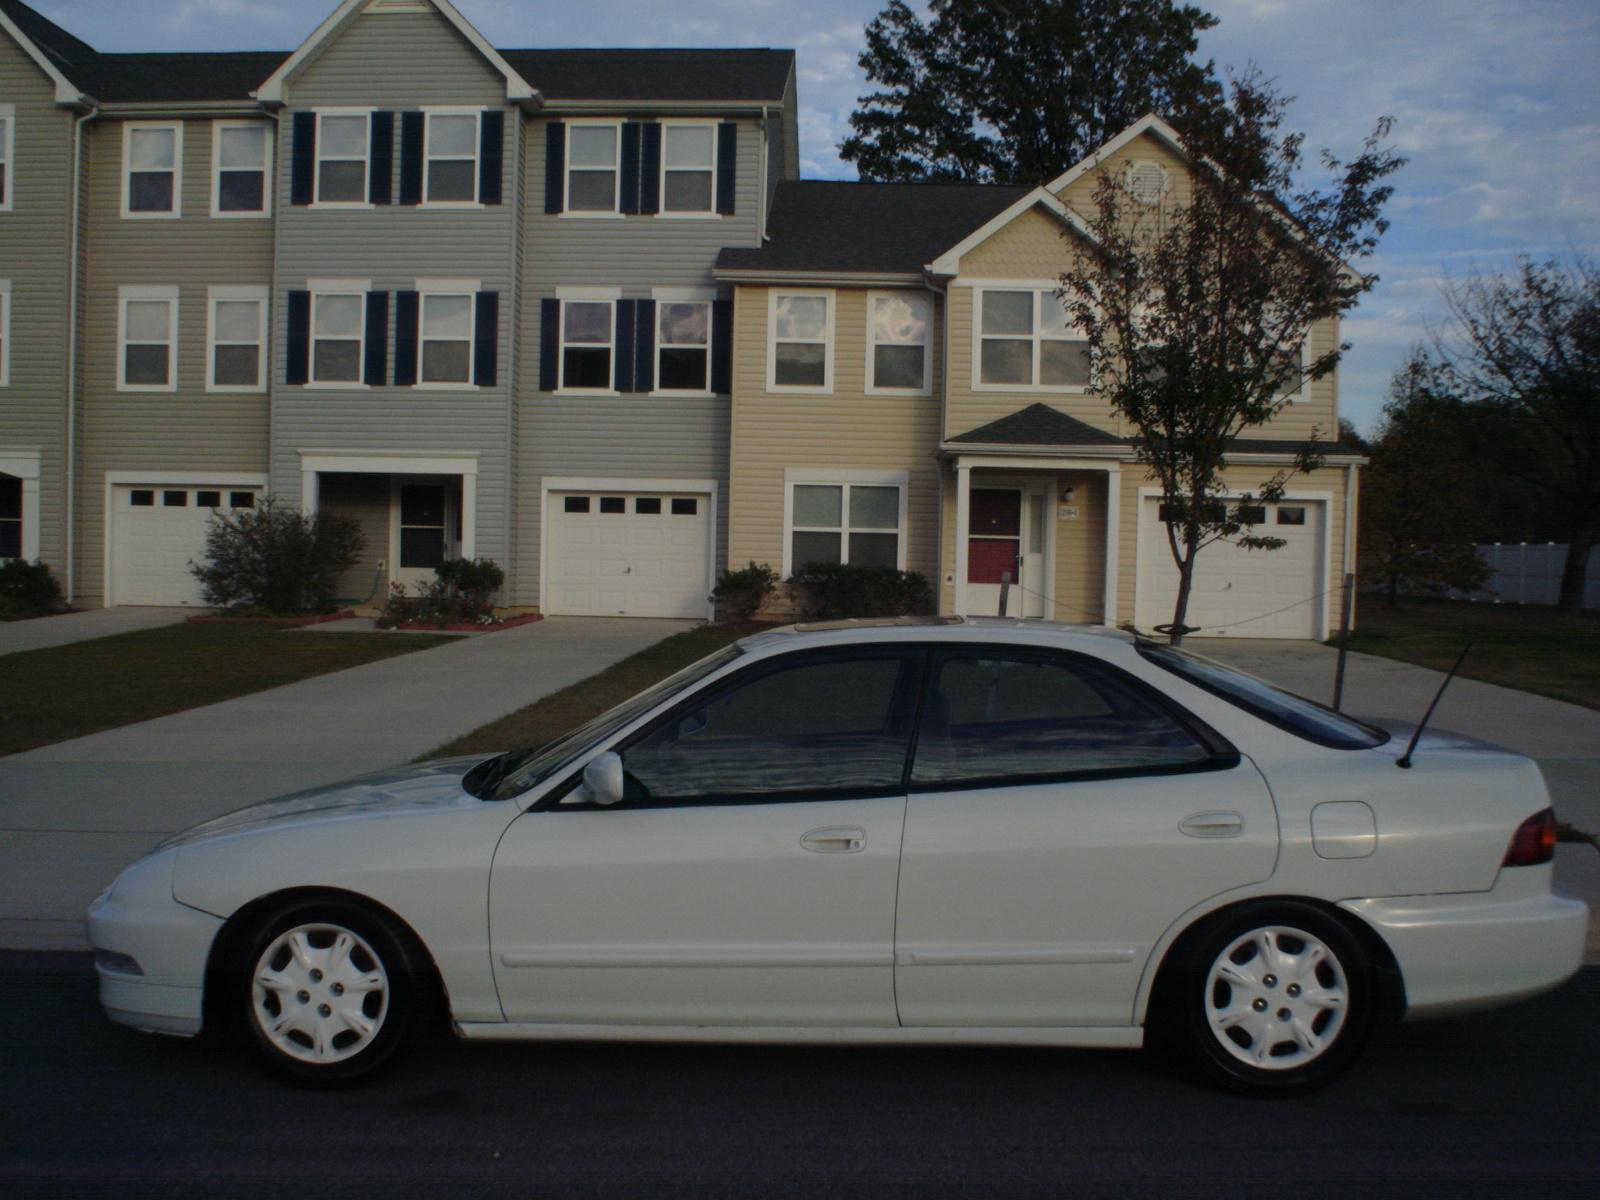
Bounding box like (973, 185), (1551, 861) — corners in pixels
(489, 649), (922, 1026)
(893, 648), (1278, 1027)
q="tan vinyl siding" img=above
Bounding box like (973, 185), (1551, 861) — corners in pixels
(1053, 132), (1192, 213)
(959, 205), (1075, 279)
(287, 10), (506, 107)
(0, 30), (78, 573)
(319, 472), (392, 602)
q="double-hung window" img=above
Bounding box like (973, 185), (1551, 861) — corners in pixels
(868, 291), (932, 393)
(560, 297), (615, 390)
(769, 291), (832, 392)
(206, 286), (267, 391)
(977, 287), (1090, 389)
(311, 289), (367, 384)
(786, 472), (907, 573)
(286, 281), (388, 387)
(315, 112), (369, 204)
(565, 123), (619, 213)
(123, 123), (181, 217)
(212, 121), (271, 216)
(660, 122), (716, 214)
(1271, 340), (1309, 401)
(423, 110), (479, 203)
(656, 298), (711, 392)
(0, 105), (12, 211)
(118, 286), (179, 390)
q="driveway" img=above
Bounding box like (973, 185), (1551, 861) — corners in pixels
(0, 606), (191, 655)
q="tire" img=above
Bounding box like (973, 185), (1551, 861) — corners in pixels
(1159, 901), (1376, 1097)
(232, 897), (434, 1088)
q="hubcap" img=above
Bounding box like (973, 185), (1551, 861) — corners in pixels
(251, 923), (389, 1064)
(1203, 925), (1348, 1070)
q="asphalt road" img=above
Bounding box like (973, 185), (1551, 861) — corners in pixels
(3, 953), (1596, 1199)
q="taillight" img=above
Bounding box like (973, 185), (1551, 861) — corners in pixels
(1502, 808), (1557, 867)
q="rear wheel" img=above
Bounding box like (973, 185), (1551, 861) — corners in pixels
(1162, 902), (1376, 1096)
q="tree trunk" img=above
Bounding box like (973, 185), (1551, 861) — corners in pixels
(1556, 536), (1595, 613)
(1169, 558), (1196, 646)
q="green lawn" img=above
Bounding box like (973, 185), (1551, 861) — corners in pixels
(0, 622), (459, 756)
(426, 625), (750, 758)
(1343, 595), (1600, 712)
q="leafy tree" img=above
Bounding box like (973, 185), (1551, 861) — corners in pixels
(190, 497), (364, 615)
(1057, 76), (1403, 642)
(1358, 351), (1493, 607)
(1434, 257), (1600, 612)
(840, 0), (1228, 185)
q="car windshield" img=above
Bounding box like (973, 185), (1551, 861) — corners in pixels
(1136, 643), (1390, 750)
(483, 643), (745, 802)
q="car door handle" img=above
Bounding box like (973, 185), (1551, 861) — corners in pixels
(1179, 811), (1244, 838)
(800, 826), (866, 853)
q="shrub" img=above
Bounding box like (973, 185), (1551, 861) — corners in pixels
(376, 558), (505, 629)
(787, 562), (933, 622)
(189, 498), (364, 615)
(710, 561), (779, 622)
(434, 557), (505, 607)
(0, 559), (64, 612)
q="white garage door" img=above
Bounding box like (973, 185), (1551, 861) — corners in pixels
(1136, 497), (1325, 639)
(110, 485), (261, 606)
(546, 489), (712, 618)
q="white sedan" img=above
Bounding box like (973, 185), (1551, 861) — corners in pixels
(88, 618), (1587, 1095)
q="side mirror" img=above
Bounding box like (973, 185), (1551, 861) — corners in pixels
(579, 751), (625, 807)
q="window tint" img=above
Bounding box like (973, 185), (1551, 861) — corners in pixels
(912, 651), (1213, 785)
(622, 653), (917, 801)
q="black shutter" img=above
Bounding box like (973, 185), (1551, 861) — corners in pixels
(613, 299), (637, 393)
(290, 113), (315, 206)
(479, 110), (504, 205)
(398, 111), (424, 205)
(640, 122), (662, 216)
(633, 298), (656, 393)
(619, 122), (643, 216)
(539, 298), (560, 391)
(369, 112), (394, 205)
(364, 292), (389, 385)
(711, 297), (734, 393)
(715, 122), (737, 215)
(543, 122), (565, 214)
(286, 290), (311, 384)
(392, 291), (419, 387)
(473, 291), (499, 387)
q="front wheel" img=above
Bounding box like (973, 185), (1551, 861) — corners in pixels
(233, 898), (433, 1087)
(1160, 902), (1376, 1096)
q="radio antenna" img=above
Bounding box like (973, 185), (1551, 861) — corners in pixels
(1396, 642), (1472, 769)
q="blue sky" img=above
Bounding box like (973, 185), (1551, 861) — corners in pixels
(43, 0), (1600, 434)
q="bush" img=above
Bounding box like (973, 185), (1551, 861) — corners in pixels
(189, 498), (364, 615)
(787, 562), (933, 622)
(376, 558), (505, 629)
(0, 559), (64, 612)
(434, 557), (505, 607)
(710, 561), (779, 621)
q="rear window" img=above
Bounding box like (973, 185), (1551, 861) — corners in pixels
(1137, 643), (1390, 750)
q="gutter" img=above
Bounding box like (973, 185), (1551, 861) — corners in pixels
(713, 269), (924, 288)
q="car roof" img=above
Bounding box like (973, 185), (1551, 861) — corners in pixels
(736, 617), (1139, 656)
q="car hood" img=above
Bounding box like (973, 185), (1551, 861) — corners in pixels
(154, 754), (498, 850)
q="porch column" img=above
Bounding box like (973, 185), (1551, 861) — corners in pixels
(954, 463), (971, 616)
(1102, 466), (1121, 626)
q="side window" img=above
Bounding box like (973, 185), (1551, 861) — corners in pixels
(213, 121), (271, 215)
(660, 123), (715, 213)
(656, 299), (710, 391)
(123, 123), (182, 217)
(769, 291), (832, 391)
(620, 653), (918, 802)
(912, 651), (1213, 785)
(118, 286), (178, 390)
(206, 286), (267, 390)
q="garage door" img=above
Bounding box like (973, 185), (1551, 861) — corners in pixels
(110, 486), (261, 606)
(1136, 497), (1325, 638)
(545, 489), (712, 618)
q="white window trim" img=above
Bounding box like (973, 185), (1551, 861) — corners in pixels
(555, 291), (618, 395)
(307, 278), (371, 390)
(412, 278), (482, 391)
(781, 468), (909, 577)
(121, 122), (183, 220)
(0, 280), (10, 386)
(117, 285), (179, 392)
(865, 289), (933, 396)
(205, 285), (268, 392)
(657, 117), (721, 219)
(971, 285), (1091, 394)
(767, 289), (834, 395)
(1275, 336), (1312, 403)
(210, 119), (273, 218)
(313, 108), (373, 210)
(420, 107), (483, 209)
(651, 286), (717, 397)
(0, 105), (14, 213)
(561, 119), (623, 218)
(0, 447), (41, 560)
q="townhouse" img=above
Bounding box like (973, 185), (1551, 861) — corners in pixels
(0, 0), (1359, 638)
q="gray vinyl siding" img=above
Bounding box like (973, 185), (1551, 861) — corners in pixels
(318, 472), (391, 602)
(75, 116), (273, 604)
(0, 31), (77, 577)
(270, 9), (520, 582)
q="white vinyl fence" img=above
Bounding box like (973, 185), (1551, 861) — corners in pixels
(1453, 543), (1600, 608)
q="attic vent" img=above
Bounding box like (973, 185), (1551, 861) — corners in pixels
(365, 0), (431, 12)
(1126, 161), (1170, 205)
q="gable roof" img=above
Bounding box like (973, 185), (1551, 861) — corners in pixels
(716, 180), (1030, 280)
(77, 52), (291, 104)
(1043, 112), (1189, 197)
(0, 0), (91, 102)
(947, 404), (1127, 449)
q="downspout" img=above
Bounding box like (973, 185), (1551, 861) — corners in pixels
(925, 273), (952, 612)
(66, 104), (99, 603)
(1344, 460), (1359, 631)
(758, 105), (770, 242)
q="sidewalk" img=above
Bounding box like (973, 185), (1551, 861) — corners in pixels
(0, 615), (694, 948)
(0, 606), (191, 655)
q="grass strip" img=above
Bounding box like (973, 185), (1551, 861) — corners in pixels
(0, 623), (459, 757)
(426, 625), (749, 758)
